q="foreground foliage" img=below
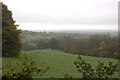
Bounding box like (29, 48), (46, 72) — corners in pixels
(74, 56), (118, 79)
(2, 53), (50, 80)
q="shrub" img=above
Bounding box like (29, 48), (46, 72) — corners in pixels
(74, 55), (118, 79)
(2, 53), (50, 80)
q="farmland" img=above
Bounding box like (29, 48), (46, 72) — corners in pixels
(2, 49), (118, 78)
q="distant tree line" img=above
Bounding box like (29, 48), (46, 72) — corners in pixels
(22, 33), (118, 58)
(21, 30), (90, 40)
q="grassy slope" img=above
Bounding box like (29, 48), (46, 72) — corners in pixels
(27, 49), (118, 78)
(2, 49), (118, 78)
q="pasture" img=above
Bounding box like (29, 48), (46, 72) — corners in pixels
(2, 49), (118, 78)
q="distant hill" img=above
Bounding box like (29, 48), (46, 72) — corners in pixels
(21, 29), (118, 37)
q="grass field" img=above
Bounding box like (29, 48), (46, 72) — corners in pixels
(22, 35), (51, 42)
(2, 49), (118, 78)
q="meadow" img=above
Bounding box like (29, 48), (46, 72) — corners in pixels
(22, 35), (51, 42)
(2, 49), (118, 78)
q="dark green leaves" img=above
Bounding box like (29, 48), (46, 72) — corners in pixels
(2, 3), (22, 57)
(74, 56), (118, 78)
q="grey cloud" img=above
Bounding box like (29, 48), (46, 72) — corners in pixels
(3, 0), (119, 27)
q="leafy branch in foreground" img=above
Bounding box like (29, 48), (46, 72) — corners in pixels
(74, 55), (118, 79)
(2, 53), (50, 80)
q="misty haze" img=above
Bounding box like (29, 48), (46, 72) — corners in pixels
(1, 0), (119, 79)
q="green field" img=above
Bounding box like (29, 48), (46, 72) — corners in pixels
(22, 35), (51, 42)
(2, 49), (118, 78)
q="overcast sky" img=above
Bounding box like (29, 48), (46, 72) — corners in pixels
(2, 0), (119, 31)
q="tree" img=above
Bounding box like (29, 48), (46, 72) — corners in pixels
(48, 38), (59, 49)
(2, 3), (22, 57)
(36, 40), (46, 49)
(0, 2), (2, 57)
(98, 42), (107, 55)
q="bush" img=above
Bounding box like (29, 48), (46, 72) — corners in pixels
(2, 53), (50, 80)
(74, 55), (118, 79)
